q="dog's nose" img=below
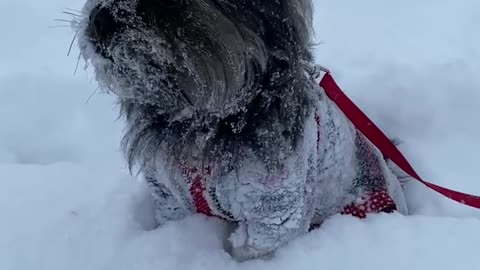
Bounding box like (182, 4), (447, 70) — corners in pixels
(89, 6), (119, 42)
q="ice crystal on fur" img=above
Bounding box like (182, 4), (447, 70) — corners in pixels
(77, 0), (314, 170)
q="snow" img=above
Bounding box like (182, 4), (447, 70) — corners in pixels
(2, 0), (480, 269)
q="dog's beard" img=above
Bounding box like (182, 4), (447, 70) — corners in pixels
(78, 0), (314, 170)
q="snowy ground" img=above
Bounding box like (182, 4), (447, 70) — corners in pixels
(2, 0), (480, 269)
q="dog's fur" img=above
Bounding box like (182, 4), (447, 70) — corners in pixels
(77, 0), (408, 261)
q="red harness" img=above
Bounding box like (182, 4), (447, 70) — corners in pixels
(186, 166), (397, 219)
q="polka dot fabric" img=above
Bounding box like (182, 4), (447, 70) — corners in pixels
(341, 190), (397, 218)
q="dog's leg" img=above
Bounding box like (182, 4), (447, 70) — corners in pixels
(229, 220), (307, 262)
(352, 131), (408, 215)
(227, 183), (312, 262)
(145, 175), (191, 227)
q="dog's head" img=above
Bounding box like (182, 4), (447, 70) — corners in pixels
(77, 0), (315, 170)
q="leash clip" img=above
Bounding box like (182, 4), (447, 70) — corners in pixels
(309, 64), (331, 83)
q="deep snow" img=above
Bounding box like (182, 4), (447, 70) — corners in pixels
(1, 0), (480, 269)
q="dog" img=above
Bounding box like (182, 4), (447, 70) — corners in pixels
(76, 0), (408, 261)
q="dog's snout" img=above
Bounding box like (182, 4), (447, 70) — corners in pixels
(89, 6), (119, 42)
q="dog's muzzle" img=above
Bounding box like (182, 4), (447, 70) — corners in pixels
(90, 6), (117, 39)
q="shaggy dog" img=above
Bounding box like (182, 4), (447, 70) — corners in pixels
(76, 0), (408, 261)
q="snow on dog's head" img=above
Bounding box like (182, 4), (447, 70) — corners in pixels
(76, 0), (315, 171)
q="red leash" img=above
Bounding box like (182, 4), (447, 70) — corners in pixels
(319, 72), (480, 209)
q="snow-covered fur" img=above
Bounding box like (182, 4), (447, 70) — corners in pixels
(76, 0), (408, 262)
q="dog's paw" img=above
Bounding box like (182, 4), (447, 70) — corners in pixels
(230, 245), (274, 262)
(227, 223), (275, 262)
